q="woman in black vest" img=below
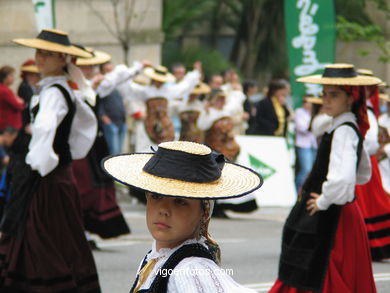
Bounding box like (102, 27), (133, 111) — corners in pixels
(0, 29), (101, 292)
(269, 64), (379, 293)
(102, 140), (263, 292)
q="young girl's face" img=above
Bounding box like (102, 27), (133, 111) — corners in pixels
(35, 49), (66, 77)
(146, 193), (204, 251)
(322, 85), (353, 117)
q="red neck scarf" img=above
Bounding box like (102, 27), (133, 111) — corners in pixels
(341, 85), (369, 138)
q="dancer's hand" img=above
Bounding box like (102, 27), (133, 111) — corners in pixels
(307, 193), (320, 216)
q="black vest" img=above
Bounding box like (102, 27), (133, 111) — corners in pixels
(129, 243), (215, 293)
(278, 122), (363, 292)
(31, 84), (75, 168)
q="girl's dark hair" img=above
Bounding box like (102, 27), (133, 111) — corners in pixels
(0, 66), (15, 84)
(243, 79), (257, 95)
(338, 85), (366, 125)
(266, 79), (289, 99)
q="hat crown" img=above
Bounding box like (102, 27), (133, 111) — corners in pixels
(322, 63), (357, 78)
(37, 29), (71, 46)
(154, 66), (168, 75)
(159, 141), (211, 155)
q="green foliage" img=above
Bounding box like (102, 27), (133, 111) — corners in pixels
(336, 16), (383, 41)
(162, 43), (235, 78)
(163, 0), (216, 42)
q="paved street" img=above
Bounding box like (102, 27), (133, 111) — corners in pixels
(92, 199), (390, 293)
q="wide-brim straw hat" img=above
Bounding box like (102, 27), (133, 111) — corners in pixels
(76, 48), (111, 66)
(102, 141), (263, 199)
(192, 82), (211, 95)
(20, 64), (39, 74)
(13, 29), (92, 58)
(297, 64), (382, 86)
(305, 97), (323, 105)
(144, 65), (176, 83)
(357, 68), (387, 87)
(379, 93), (390, 102)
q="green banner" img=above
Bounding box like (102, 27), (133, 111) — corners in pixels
(284, 0), (336, 108)
(32, 0), (56, 31)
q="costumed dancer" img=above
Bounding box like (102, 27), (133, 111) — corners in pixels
(198, 90), (257, 216)
(0, 29), (101, 292)
(176, 82), (210, 143)
(102, 140), (262, 292)
(378, 94), (390, 195)
(97, 63), (201, 152)
(73, 47), (130, 243)
(269, 64), (378, 293)
(354, 69), (390, 261)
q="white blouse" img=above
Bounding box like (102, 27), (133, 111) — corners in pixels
(364, 109), (380, 156)
(26, 76), (97, 176)
(135, 237), (256, 293)
(316, 112), (372, 210)
(197, 108), (231, 131)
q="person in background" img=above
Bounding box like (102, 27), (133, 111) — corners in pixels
(243, 79), (258, 134)
(294, 95), (318, 192)
(251, 79), (290, 137)
(0, 66), (24, 131)
(208, 74), (224, 91)
(17, 59), (40, 127)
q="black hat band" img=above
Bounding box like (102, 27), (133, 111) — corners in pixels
(143, 147), (225, 183)
(322, 67), (357, 78)
(37, 30), (71, 46)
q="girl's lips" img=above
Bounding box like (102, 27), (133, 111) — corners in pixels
(154, 222), (171, 229)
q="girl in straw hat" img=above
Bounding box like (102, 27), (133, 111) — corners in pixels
(102, 140), (262, 292)
(352, 68), (390, 261)
(269, 64), (378, 293)
(0, 29), (101, 291)
(72, 46), (130, 245)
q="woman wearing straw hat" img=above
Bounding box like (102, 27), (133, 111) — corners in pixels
(0, 29), (101, 291)
(102, 140), (262, 292)
(73, 46), (130, 244)
(173, 82), (210, 143)
(269, 64), (378, 293)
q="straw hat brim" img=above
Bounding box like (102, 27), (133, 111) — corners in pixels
(21, 64), (39, 73)
(379, 93), (390, 102)
(102, 153), (263, 199)
(144, 67), (176, 83)
(297, 74), (382, 86)
(76, 50), (111, 66)
(13, 38), (92, 58)
(192, 83), (211, 95)
(305, 97), (323, 104)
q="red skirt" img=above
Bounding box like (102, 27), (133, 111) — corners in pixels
(355, 156), (390, 260)
(269, 201), (376, 293)
(0, 166), (101, 292)
(73, 159), (130, 239)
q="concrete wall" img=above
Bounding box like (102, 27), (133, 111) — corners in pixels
(0, 0), (163, 85)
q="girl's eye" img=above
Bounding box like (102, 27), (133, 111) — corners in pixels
(174, 198), (188, 206)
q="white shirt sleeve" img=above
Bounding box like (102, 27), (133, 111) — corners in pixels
(224, 90), (245, 116)
(168, 257), (256, 293)
(96, 62), (143, 98)
(197, 108), (227, 131)
(26, 87), (68, 176)
(164, 70), (201, 100)
(316, 125), (363, 210)
(311, 113), (332, 137)
(364, 110), (380, 156)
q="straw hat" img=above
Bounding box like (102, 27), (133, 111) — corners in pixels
(13, 29), (92, 58)
(305, 97), (323, 105)
(192, 82), (211, 95)
(297, 64), (382, 86)
(207, 89), (227, 101)
(21, 64), (39, 74)
(379, 93), (390, 102)
(357, 68), (387, 87)
(76, 48), (111, 66)
(102, 141), (263, 199)
(143, 65), (176, 83)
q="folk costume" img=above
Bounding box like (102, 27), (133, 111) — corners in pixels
(354, 70), (390, 260)
(174, 82), (209, 143)
(270, 64), (379, 293)
(72, 48), (130, 240)
(102, 141), (263, 292)
(0, 29), (101, 292)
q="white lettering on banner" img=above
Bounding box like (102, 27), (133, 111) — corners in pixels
(292, 0), (325, 96)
